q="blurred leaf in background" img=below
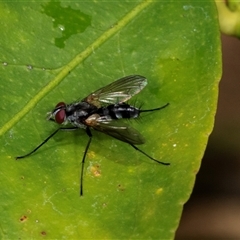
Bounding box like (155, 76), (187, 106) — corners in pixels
(215, 0), (240, 37)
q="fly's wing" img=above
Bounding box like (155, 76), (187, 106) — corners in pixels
(82, 75), (147, 107)
(86, 115), (145, 145)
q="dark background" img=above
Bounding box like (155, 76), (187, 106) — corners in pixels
(176, 35), (240, 239)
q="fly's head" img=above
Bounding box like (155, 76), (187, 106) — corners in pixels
(47, 102), (68, 125)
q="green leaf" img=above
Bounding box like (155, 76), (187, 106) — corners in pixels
(0, 1), (221, 239)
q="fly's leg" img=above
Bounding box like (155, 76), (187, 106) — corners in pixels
(129, 144), (170, 165)
(16, 127), (78, 160)
(140, 103), (169, 113)
(80, 127), (92, 196)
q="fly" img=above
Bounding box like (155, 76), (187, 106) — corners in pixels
(16, 75), (170, 195)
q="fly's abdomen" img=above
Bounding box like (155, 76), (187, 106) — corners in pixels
(99, 103), (140, 119)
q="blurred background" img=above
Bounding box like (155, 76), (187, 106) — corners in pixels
(176, 35), (240, 239)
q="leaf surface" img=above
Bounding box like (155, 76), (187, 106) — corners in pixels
(0, 1), (221, 239)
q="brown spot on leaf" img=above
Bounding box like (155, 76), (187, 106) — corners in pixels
(19, 215), (27, 222)
(91, 164), (101, 177)
(117, 184), (125, 191)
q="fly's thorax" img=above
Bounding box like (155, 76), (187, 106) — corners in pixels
(66, 111), (88, 129)
(64, 101), (98, 128)
(65, 102), (98, 116)
(70, 101), (97, 111)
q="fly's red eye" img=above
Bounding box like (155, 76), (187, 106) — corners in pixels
(55, 109), (66, 124)
(55, 102), (66, 124)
